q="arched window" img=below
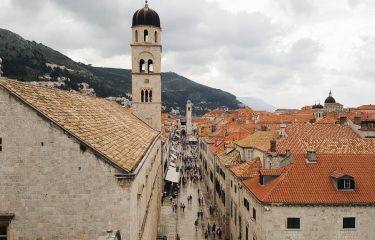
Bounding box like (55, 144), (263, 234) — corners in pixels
(154, 31), (158, 43)
(145, 90), (149, 102)
(141, 90), (144, 102)
(139, 59), (145, 72)
(144, 29), (149, 42)
(149, 90), (153, 102)
(135, 30), (138, 42)
(148, 60), (154, 73)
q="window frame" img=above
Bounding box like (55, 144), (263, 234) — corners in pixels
(343, 217), (356, 229)
(286, 217), (301, 230)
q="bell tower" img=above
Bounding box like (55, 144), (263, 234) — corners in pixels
(131, 1), (162, 131)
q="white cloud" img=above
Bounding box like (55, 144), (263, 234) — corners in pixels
(0, 0), (374, 108)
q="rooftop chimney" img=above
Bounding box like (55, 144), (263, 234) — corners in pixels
(306, 150), (317, 163)
(270, 139), (276, 153)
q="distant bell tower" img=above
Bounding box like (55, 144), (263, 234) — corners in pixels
(131, 1), (162, 131)
(186, 100), (192, 135)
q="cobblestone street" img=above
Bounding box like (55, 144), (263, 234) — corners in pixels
(159, 142), (223, 240)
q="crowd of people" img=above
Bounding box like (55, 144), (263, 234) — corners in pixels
(166, 137), (223, 240)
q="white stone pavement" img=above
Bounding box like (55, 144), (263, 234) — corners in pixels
(158, 143), (223, 240)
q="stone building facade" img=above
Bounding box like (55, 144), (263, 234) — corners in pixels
(0, 78), (163, 240)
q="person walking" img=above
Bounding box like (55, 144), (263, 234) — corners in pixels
(194, 218), (199, 231)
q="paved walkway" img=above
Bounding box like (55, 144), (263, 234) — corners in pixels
(159, 143), (223, 240)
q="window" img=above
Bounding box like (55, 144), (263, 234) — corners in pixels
(231, 201), (233, 218)
(144, 79), (149, 84)
(246, 225), (249, 240)
(149, 90), (152, 102)
(141, 90), (145, 103)
(154, 31), (158, 43)
(139, 59), (145, 72)
(234, 185), (237, 193)
(343, 217), (355, 229)
(243, 198), (249, 211)
(0, 226), (6, 240)
(0, 138), (2, 152)
(144, 29), (149, 42)
(338, 178), (355, 190)
(135, 30), (138, 42)
(287, 218), (300, 229)
(145, 90), (149, 102)
(252, 208), (256, 221)
(231, 180), (233, 188)
(247, 149), (253, 160)
(0, 216), (13, 240)
(148, 60), (154, 72)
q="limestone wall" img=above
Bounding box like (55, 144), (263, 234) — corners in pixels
(0, 89), (162, 240)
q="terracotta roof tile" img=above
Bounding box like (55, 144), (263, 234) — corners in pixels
(230, 157), (262, 178)
(0, 78), (158, 172)
(243, 154), (375, 204)
(217, 150), (241, 166)
(236, 131), (278, 150)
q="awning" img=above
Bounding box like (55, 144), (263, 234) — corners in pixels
(188, 136), (198, 142)
(165, 166), (179, 183)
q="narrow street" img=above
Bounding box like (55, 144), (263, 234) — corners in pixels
(159, 137), (223, 240)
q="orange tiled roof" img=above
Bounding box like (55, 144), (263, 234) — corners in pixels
(0, 78), (158, 172)
(276, 124), (375, 155)
(243, 154), (375, 204)
(236, 131), (278, 151)
(357, 104), (375, 110)
(230, 157), (262, 178)
(217, 149), (241, 166)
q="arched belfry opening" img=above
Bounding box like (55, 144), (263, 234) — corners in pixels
(139, 59), (145, 72)
(145, 90), (149, 102)
(148, 60), (154, 73)
(141, 90), (145, 102)
(149, 90), (153, 102)
(154, 31), (158, 43)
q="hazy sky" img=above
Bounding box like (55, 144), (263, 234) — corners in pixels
(1, 0), (374, 108)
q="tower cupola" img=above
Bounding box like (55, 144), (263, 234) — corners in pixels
(132, 1), (161, 28)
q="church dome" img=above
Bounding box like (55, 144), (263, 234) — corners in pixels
(312, 103), (324, 109)
(324, 91), (336, 104)
(132, 3), (160, 28)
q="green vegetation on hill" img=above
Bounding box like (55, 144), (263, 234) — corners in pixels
(0, 28), (240, 115)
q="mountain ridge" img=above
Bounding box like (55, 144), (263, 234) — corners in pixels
(0, 28), (241, 115)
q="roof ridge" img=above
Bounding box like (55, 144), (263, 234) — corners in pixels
(0, 77), (102, 100)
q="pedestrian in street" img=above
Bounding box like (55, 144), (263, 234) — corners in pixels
(194, 219), (199, 231)
(204, 230), (209, 239)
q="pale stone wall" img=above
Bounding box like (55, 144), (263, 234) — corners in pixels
(0, 89), (162, 240)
